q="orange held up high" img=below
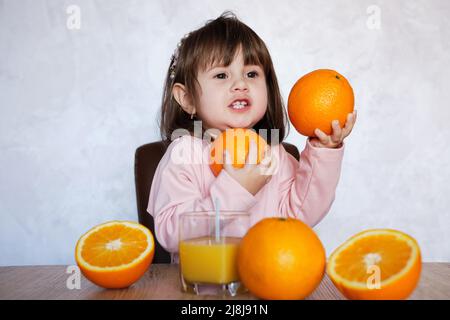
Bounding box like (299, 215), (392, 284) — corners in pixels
(288, 69), (354, 137)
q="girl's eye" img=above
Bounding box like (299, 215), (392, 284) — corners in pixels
(213, 71), (259, 79)
(214, 73), (227, 79)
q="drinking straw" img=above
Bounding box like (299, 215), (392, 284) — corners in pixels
(214, 197), (220, 242)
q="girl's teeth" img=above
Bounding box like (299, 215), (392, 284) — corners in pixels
(231, 101), (248, 109)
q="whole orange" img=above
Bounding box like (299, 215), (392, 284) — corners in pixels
(288, 69), (354, 137)
(210, 128), (267, 177)
(237, 217), (326, 300)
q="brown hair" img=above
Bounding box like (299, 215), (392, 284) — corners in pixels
(158, 11), (290, 146)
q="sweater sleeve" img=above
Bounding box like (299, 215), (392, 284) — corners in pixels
(147, 136), (258, 253)
(276, 138), (345, 227)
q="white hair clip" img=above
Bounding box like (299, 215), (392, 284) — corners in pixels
(169, 33), (191, 80)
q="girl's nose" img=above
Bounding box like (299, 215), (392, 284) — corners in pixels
(231, 77), (249, 92)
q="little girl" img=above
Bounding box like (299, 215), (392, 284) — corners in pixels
(147, 12), (356, 261)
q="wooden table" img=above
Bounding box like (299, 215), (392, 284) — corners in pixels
(0, 263), (449, 300)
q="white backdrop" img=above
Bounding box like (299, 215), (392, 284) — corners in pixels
(1, 0), (449, 266)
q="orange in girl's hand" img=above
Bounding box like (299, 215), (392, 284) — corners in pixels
(327, 229), (421, 300)
(75, 221), (154, 289)
(288, 69), (354, 137)
(237, 217), (326, 300)
(209, 128), (268, 177)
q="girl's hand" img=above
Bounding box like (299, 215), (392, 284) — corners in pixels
(223, 140), (274, 196)
(310, 110), (357, 148)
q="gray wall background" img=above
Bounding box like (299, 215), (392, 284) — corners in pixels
(1, 0), (449, 266)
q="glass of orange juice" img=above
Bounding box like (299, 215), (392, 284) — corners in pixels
(179, 210), (250, 296)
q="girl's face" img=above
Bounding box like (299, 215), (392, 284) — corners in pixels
(195, 47), (268, 131)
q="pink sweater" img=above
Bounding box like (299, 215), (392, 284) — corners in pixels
(147, 135), (344, 255)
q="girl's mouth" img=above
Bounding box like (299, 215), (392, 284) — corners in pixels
(228, 99), (251, 112)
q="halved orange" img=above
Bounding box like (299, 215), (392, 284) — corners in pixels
(327, 229), (421, 300)
(75, 221), (154, 289)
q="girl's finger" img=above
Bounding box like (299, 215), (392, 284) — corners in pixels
(223, 149), (234, 171)
(314, 128), (330, 145)
(259, 159), (272, 176)
(342, 113), (354, 137)
(331, 120), (342, 143)
(245, 140), (258, 167)
(260, 146), (272, 167)
(262, 149), (278, 176)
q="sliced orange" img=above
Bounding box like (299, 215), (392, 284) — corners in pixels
(75, 221), (154, 289)
(327, 229), (421, 300)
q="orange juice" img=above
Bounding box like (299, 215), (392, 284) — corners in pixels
(179, 236), (241, 284)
